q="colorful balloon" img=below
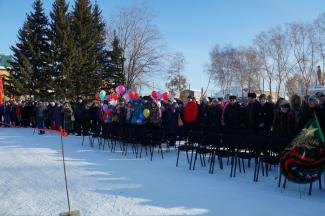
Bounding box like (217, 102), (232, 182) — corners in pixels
(116, 85), (126, 95)
(143, 109), (150, 118)
(162, 92), (169, 100)
(151, 91), (157, 99)
(104, 95), (110, 101)
(111, 93), (119, 100)
(95, 93), (100, 101)
(157, 91), (162, 100)
(102, 104), (108, 111)
(99, 90), (106, 100)
(128, 90), (136, 99)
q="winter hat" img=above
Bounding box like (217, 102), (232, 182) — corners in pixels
(308, 95), (319, 104)
(280, 100), (290, 108)
(248, 92), (257, 98)
(229, 95), (237, 100)
(259, 94), (266, 100)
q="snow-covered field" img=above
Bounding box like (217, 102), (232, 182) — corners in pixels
(0, 128), (325, 216)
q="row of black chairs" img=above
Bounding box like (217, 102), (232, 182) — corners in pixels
(176, 129), (323, 195)
(80, 122), (323, 195)
(81, 123), (185, 161)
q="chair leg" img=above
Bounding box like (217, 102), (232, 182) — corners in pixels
(193, 152), (198, 170)
(186, 151), (190, 164)
(309, 181), (313, 195)
(160, 145), (164, 159)
(199, 154), (203, 167)
(238, 157), (242, 173)
(265, 163), (269, 177)
(248, 158), (251, 168)
(255, 159), (261, 182)
(282, 177), (287, 189)
(150, 146), (154, 161)
(189, 150), (194, 170)
(209, 153), (215, 174)
(233, 156), (238, 177)
(319, 174), (322, 189)
(242, 159), (246, 173)
(230, 156), (234, 177)
(219, 157), (223, 170)
(261, 161), (265, 176)
(176, 149), (180, 167)
(278, 170), (282, 187)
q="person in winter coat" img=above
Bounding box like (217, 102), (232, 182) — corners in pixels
(223, 95), (245, 133)
(183, 96), (198, 132)
(207, 99), (222, 131)
(298, 95), (324, 133)
(4, 101), (11, 125)
(74, 97), (86, 136)
(165, 101), (181, 146)
(244, 92), (260, 133)
(149, 100), (162, 127)
(290, 94), (301, 131)
(34, 102), (47, 134)
(256, 94), (274, 135)
(63, 102), (74, 133)
(273, 100), (296, 138)
(88, 101), (101, 134)
(53, 103), (63, 130)
(0, 103), (3, 123)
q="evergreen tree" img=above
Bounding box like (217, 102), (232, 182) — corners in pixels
(9, 18), (33, 96)
(10, 0), (51, 100)
(49, 0), (77, 99)
(109, 33), (125, 87)
(92, 2), (108, 79)
(71, 0), (107, 97)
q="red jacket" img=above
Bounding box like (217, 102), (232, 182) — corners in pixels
(183, 100), (198, 123)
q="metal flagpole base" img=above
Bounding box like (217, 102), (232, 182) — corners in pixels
(59, 210), (81, 216)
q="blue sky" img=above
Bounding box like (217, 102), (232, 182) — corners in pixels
(1, 0), (325, 94)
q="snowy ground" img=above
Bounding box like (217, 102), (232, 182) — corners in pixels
(0, 128), (325, 216)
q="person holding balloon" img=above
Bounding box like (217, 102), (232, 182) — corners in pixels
(149, 100), (162, 127)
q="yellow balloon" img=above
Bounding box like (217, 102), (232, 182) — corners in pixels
(143, 109), (150, 118)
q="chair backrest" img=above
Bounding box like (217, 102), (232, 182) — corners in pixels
(187, 131), (203, 145)
(266, 133), (291, 154)
(242, 134), (266, 151)
(221, 133), (242, 149)
(202, 132), (221, 147)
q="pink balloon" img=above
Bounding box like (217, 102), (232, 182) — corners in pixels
(116, 85), (126, 95)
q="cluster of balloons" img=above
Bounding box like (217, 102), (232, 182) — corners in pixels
(151, 91), (169, 101)
(95, 86), (170, 119)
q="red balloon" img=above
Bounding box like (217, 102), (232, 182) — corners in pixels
(162, 92), (169, 100)
(95, 93), (100, 101)
(128, 90), (136, 99)
(151, 91), (157, 99)
(112, 93), (119, 100)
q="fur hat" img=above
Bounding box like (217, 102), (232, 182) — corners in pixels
(247, 92), (256, 98)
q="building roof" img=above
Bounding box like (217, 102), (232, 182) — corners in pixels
(0, 54), (12, 69)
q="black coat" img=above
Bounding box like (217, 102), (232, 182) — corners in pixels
(273, 110), (296, 138)
(244, 100), (260, 130)
(224, 103), (244, 132)
(298, 106), (324, 132)
(207, 104), (222, 129)
(74, 102), (86, 120)
(256, 102), (274, 131)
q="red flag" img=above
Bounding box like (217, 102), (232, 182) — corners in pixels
(0, 75), (3, 104)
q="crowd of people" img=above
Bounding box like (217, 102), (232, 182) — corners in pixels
(0, 91), (324, 140)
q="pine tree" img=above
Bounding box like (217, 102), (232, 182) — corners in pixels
(9, 18), (33, 96)
(10, 0), (51, 100)
(109, 33), (125, 87)
(92, 2), (108, 79)
(71, 0), (107, 97)
(49, 0), (77, 99)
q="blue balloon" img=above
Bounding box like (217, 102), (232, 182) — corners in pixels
(102, 104), (108, 111)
